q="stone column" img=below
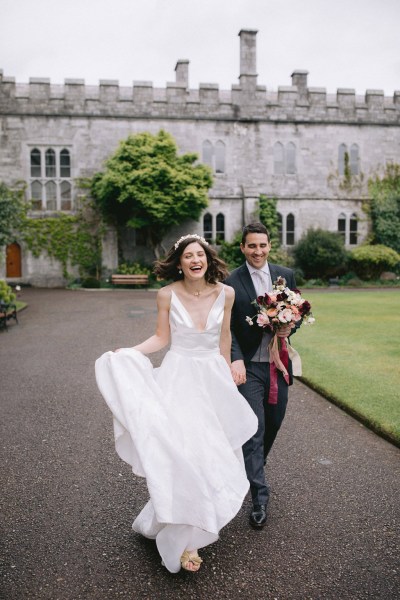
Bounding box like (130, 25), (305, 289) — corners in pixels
(238, 29), (258, 90)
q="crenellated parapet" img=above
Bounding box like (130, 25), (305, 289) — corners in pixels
(0, 31), (399, 124)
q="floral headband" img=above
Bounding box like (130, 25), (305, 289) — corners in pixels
(174, 234), (209, 250)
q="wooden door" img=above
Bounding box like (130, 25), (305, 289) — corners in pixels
(6, 243), (22, 278)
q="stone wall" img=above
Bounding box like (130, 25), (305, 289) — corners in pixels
(0, 29), (399, 285)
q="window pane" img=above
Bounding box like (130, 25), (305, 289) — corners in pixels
(30, 148), (41, 177)
(45, 149), (56, 177)
(45, 181), (57, 210)
(60, 181), (72, 210)
(273, 142), (284, 175)
(31, 181), (43, 210)
(350, 144), (359, 175)
(286, 143), (296, 174)
(349, 214), (358, 245)
(60, 149), (71, 177)
(215, 141), (225, 174)
(338, 215), (346, 241)
(202, 141), (213, 167)
(215, 212), (225, 243)
(203, 213), (213, 241)
(286, 213), (295, 245)
(338, 144), (347, 176)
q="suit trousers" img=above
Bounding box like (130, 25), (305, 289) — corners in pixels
(239, 361), (289, 506)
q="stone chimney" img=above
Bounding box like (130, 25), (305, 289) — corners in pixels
(175, 60), (189, 88)
(238, 29), (258, 90)
(291, 70), (308, 93)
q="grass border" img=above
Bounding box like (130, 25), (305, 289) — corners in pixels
(298, 375), (400, 448)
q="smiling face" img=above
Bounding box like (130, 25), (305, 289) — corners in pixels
(240, 232), (271, 269)
(178, 242), (208, 280)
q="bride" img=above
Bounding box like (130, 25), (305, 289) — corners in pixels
(95, 234), (257, 573)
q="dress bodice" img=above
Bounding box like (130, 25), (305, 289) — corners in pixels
(169, 288), (225, 356)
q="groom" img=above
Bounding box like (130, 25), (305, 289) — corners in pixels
(225, 222), (297, 529)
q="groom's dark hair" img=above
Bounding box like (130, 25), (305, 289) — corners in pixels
(241, 222), (270, 245)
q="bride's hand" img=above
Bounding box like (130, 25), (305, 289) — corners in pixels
(231, 360), (247, 386)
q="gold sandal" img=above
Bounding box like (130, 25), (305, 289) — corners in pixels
(180, 550), (203, 572)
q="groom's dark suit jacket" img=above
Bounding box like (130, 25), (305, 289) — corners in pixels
(225, 262), (297, 363)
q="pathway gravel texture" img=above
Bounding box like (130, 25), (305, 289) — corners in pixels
(1, 288), (399, 600)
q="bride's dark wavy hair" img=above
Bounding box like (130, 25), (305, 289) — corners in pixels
(154, 236), (229, 283)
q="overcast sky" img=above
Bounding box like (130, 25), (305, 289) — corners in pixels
(1, 0), (399, 96)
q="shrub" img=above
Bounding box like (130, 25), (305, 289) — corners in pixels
(116, 262), (152, 276)
(81, 277), (101, 288)
(349, 244), (400, 280)
(0, 280), (16, 303)
(293, 228), (349, 280)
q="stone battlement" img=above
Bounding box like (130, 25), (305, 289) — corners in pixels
(1, 30), (399, 124)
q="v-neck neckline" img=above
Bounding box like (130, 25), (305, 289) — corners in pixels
(171, 288), (224, 332)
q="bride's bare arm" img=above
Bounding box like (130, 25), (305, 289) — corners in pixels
(131, 287), (171, 354)
(219, 285), (235, 367)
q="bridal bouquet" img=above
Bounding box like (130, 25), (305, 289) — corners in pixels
(246, 276), (315, 404)
(246, 276), (315, 332)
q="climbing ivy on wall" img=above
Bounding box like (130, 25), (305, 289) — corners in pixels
(20, 201), (104, 279)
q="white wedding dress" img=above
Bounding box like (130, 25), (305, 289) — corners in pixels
(95, 287), (257, 573)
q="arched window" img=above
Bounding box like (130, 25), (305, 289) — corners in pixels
(202, 141), (213, 167)
(338, 144), (347, 176)
(349, 213), (358, 245)
(286, 214), (295, 245)
(286, 142), (296, 174)
(45, 149), (56, 178)
(60, 149), (71, 178)
(216, 213), (225, 243)
(30, 148), (41, 177)
(338, 213), (346, 241)
(215, 141), (225, 174)
(45, 181), (57, 210)
(273, 142), (284, 175)
(31, 180), (42, 210)
(60, 181), (72, 211)
(350, 144), (359, 175)
(277, 213), (283, 245)
(203, 213), (213, 241)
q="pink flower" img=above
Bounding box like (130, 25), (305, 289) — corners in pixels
(278, 308), (293, 323)
(257, 312), (270, 327)
(267, 307), (279, 317)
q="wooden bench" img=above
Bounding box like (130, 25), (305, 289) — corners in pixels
(111, 274), (149, 287)
(0, 301), (18, 331)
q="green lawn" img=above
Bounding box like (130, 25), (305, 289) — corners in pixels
(291, 290), (400, 445)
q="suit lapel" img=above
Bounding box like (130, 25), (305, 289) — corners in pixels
(238, 264), (257, 302)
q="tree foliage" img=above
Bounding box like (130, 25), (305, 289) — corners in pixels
(0, 181), (28, 249)
(293, 228), (348, 280)
(91, 131), (213, 256)
(368, 163), (400, 253)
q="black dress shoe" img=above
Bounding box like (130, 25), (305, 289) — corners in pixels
(249, 504), (267, 528)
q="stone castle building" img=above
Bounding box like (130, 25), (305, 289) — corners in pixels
(1, 29), (399, 285)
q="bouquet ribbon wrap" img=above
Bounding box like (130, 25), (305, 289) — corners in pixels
(267, 336), (302, 404)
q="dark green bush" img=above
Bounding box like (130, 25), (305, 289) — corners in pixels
(81, 277), (101, 288)
(349, 244), (400, 280)
(293, 229), (349, 280)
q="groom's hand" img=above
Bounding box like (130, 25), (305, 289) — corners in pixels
(231, 360), (247, 386)
(276, 323), (294, 338)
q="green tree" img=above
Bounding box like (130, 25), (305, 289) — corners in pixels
(368, 163), (400, 253)
(293, 228), (348, 280)
(91, 131), (213, 257)
(0, 181), (28, 250)
(259, 194), (280, 245)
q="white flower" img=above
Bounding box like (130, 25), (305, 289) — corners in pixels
(15, 285), (21, 292)
(245, 316), (254, 326)
(305, 316), (316, 324)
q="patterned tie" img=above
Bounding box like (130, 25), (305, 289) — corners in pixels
(253, 270), (270, 296)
